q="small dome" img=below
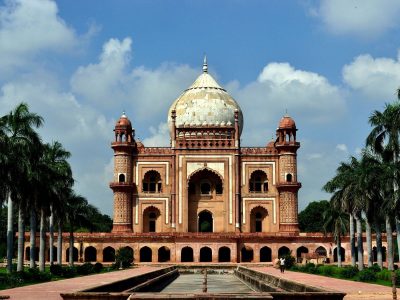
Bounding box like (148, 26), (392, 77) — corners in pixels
(168, 58), (243, 136)
(116, 112), (132, 127)
(278, 115), (296, 129)
(136, 140), (144, 148)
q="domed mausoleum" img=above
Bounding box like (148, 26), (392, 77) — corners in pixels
(27, 59), (357, 265)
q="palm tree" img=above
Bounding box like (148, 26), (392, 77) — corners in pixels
(0, 103), (43, 273)
(65, 191), (91, 266)
(324, 157), (364, 268)
(367, 100), (400, 270)
(42, 142), (72, 266)
(323, 196), (348, 267)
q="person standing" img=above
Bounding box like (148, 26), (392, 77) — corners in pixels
(279, 257), (286, 273)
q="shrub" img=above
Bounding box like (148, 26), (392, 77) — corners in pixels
(369, 264), (381, 273)
(37, 271), (51, 282)
(377, 269), (391, 282)
(303, 263), (316, 273)
(50, 264), (63, 276)
(358, 268), (376, 282)
(340, 266), (359, 279)
(25, 268), (40, 280)
(62, 266), (77, 278)
(281, 253), (296, 270)
(115, 247), (133, 269)
(4, 274), (23, 287)
(94, 262), (103, 273)
(77, 263), (94, 275)
(318, 265), (335, 276)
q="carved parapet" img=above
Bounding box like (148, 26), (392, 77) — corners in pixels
(138, 147), (173, 154)
(241, 147), (278, 155)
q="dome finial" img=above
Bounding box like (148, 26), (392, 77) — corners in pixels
(203, 54), (208, 73)
(122, 110), (126, 118)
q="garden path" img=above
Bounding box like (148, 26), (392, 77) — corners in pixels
(252, 266), (400, 299)
(0, 266), (160, 300)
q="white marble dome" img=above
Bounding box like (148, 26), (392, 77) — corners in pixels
(168, 59), (244, 137)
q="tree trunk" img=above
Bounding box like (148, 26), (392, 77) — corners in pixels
(30, 208), (36, 268)
(375, 219), (383, 268)
(39, 208), (46, 272)
(69, 230), (74, 266)
(396, 217), (400, 264)
(49, 207), (54, 265)
(336, 236), (342, 268)
(366, 219), (373, 267)
(57, 220), (62, 265)
(386, 216), (394, 270)
(350, 214), (356, 266)
(17, 209), (25, 272)
(356, 215), (364, 270)
(6, 193), (13, 273)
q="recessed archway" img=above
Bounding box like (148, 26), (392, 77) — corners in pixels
(158, 246), (170, 262)
(103, 247), (115, 262)
(278, 246), (290, 258)
(218, 247), (231, 262)
(315, 246), (327, 257)
(333, 247), (346, 262)
(241, 246), (254, 262)
(181, 247), (194, 262)
(66, 247), (78, 262)
(200, 247), (212, 262)
(198, 210), (213, 232)
(84, 246), (97, 262)
(250, 206), (268, 233)
(187, 168), (223, 232)
(260, 246), (272, 262)
(296, 246), (309, 259)
(143, 206), (161, 233)
(140, 246), (152, 262)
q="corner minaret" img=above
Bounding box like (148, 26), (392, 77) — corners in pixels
(275, 114), (301, 233)
(110, 112), (136, 233)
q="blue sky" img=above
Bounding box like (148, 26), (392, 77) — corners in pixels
(1, 0), (400, 215)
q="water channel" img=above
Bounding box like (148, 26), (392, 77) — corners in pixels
(161, 274), (253, 293)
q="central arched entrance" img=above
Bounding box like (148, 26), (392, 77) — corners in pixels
(198, 210), (213, 232)
(187, 168), (223, 232)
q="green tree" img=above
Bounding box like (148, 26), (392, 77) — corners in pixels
(366, 99), (400, 270)
(298, 200), (330, 232)
(323, 196), (348, 267)
(0, 103), (43, 273)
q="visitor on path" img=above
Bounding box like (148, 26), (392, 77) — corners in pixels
(279, 257), (286, 273)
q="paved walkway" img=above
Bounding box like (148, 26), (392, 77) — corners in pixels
(0, 266), (161, 300)
(252, 266), (400, 299)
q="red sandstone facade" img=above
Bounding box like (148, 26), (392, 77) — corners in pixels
(23, 60), (389, 265)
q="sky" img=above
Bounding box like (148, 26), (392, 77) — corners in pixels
(1, 0), (400, 216)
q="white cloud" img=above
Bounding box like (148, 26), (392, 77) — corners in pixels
(343, 51), (400, 100)
(0, 0), (79, 72)
(229, 62), (346, 145)
(0, 71), (115, 214)
(311, 0), (400, 38)
(141, 123), (170, 147)
(71, 37), (198, 126)
(336, 144), (348, 152)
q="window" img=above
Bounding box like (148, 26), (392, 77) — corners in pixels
(118, 173), (125, 183)
(286, 173), (292, 182)
(149, 212), (156, 232)
(143, 171), (162, 193)
(200, 182), (211, 195)
(255, 212), (262, 232)
(249, 171), (268, 193)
